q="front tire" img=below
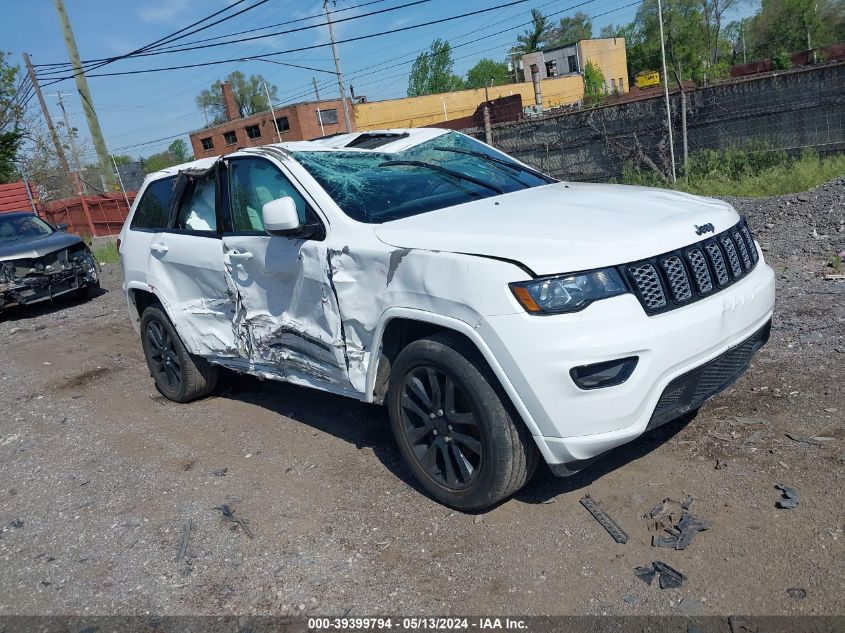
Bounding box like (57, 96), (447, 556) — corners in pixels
(387, 333), (538, 511)
(140, 305), (218, 403)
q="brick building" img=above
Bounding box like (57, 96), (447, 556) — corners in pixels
(189, 81), (355, 158)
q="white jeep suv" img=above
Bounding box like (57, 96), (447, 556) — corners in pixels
(118, 128), (775, 510)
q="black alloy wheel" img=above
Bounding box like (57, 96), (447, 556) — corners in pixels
(146, 317), (182, 392)
(399, 366), (484, 490)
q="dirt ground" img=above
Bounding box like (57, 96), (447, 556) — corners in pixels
(0, 181), (843, 618)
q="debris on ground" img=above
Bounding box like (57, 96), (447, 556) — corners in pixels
(213, 504), (254, 538)
(175, 518), (192, 562)
(775, 484), (800, 509)
(579, 494), (629, 544)
(648, 497), (711, 550)
(785, 433), (834, 446)
(787, 587), (807, 600)
(715, 459), (728, 470)
(634, 561), (686, 589)
(212, 467), (228, 477)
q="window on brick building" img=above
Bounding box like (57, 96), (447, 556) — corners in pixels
(223, 130), (238, 145)
(200, 137), (214, 151)
(318, 108), (339, 125)
(276, 116), (290, 132)
(245, 124), (261, 140)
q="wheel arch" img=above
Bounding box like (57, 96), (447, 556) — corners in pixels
(365, 308), (543, 438)
(126, 283), (168, 326)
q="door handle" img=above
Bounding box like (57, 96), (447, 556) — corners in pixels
(228, 250), (253, 261)
(150, 241), (168, 254)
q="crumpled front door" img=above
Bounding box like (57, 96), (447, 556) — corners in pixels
(221, 234), (352, 393)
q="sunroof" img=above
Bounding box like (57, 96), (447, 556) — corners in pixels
(344, 132), (410, 150)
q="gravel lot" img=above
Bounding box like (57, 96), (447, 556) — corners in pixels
(1, 180), (843, 617)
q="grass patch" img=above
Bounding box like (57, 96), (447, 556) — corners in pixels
(92, 241), (119, 264)
(618, 147), (845, 198)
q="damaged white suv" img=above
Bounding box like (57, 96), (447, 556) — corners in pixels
(119, 128), (775, 510)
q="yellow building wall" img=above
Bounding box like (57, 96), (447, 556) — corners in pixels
(579, 38), (629, 93)
(354, 75), (584, 131)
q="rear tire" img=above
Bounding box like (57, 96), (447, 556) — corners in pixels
(140, 305), (218, 403)
(387, 332), (538, 511)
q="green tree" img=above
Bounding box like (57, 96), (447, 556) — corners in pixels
(625, 0), (709, 87)
(465, 58), (512, 89)
(167, 139), (191, 163)
(407, 39), (465, 97)
(583, 61), (605, 95)
(0, 52), (24, 183)
(196, 71), (278, 122)
(515, 9), (554, 54)
(111, 154), (132, 166)
(550, 11), (593, 46)
(746, 0), (845, 59)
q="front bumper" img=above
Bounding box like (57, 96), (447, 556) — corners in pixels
(0, 250), (99, 309)
(478, 257), (776, 471)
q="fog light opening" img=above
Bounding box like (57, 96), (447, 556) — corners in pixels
(570, 356), (639, 390)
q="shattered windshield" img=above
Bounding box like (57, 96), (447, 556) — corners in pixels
(292, 132), (554, 223)
(0, 215), (54, 242)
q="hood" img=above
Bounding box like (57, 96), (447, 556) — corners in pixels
(0, 231), (84, 262)
(374, 182), (739, 276)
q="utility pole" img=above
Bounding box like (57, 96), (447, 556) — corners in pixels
(323, 0), (352, 133)
(740, 19), (747, 64)
(263, 81), (282, 143)
(53, 0), (114, 189)
(55, 91), (85, 194)
(312, 77), (321, 101)
(656, 0), (677, 184)
(22, 53), (71, 177)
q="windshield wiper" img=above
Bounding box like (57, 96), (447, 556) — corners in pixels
(378, 160), (504, 195)
(431, 146), (555, 183)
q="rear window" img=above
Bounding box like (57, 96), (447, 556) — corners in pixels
(131, 177), (177, 230)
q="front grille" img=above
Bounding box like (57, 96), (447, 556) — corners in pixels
(624, 220), (759, 315)
(647, 319), (772, 430)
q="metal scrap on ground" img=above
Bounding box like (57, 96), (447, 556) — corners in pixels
(213, 504), (254, 538)
(175, 517), (192, 562)
(579, 494), (629, 544)
(649, 496), (712, 550)
(634, 561), (686, 589)
(785, 432), (833, 446)
(775, 484), (800, 509)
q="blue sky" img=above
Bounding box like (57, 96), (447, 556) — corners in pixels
(4, 0), (756, 161)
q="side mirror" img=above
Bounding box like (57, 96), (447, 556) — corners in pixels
(262, 197), (302, 236)
(55, 223), (69, 231)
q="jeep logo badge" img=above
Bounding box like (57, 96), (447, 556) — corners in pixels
(695, 223), (715, 236)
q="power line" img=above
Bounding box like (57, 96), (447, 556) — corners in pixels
(129, 0), (395, 55)
(39, 0), (534, 83)
(35, 0), (387, 74)
(36, 0), (273, 80)
(37, 0), (431, 78)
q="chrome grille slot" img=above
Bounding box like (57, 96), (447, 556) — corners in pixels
(732, 230), (752, 270)
(661, 255), (692, 302)
(628, 263), (667, 310)
(740, 224), (758, 263)
(720, 234), (743, 278)
(686, 248), (713, 294)
(705, 241), (730, 286)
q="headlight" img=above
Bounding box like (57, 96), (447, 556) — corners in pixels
(509, 268), (627, 314)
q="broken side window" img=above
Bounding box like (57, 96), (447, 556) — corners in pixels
(175, 178), (218, 232)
